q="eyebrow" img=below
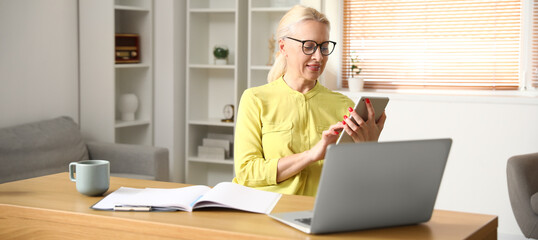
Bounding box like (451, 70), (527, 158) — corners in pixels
(286, 37), (332, 44)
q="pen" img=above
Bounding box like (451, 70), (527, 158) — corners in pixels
(114, 205), (152, 211)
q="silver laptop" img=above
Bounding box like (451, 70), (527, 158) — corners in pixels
(269, 138), (452, 234)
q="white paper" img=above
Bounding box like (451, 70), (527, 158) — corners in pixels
(92, 187), (146, 210)
(121, 185), (211, 211)
(92, 183), (281, 214)
(194, 182), (282, 214)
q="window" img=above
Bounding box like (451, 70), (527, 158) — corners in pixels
(528, 0), (538, 88)
(342, 0), (535, 91)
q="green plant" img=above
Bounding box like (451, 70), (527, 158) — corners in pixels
(350, 55), (362, 77)
(213, 46), (229, 59)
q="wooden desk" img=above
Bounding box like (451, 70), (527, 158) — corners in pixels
(0, 173), (497, 239)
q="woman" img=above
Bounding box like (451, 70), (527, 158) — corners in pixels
(232, 5), (387, 196)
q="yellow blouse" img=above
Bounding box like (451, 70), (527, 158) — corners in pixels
(232, 76), (355, 196)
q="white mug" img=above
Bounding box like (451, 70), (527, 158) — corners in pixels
(69, 160), (110, 196)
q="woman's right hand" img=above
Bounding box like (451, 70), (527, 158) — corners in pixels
(305, 122), (344, 163)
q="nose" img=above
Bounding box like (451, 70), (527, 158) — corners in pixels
(311, 46), (324, 61)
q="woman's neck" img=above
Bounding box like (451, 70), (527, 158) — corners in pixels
(282, 74), (316, 94)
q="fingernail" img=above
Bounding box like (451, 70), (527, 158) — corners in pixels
(343, 115), (348, 120)
(348, 107), (353, 112)
(342, 120), (346, 125)
(334, 130), (339, 134)
(366, 98), (370, 104)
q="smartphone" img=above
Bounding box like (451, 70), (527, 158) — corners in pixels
(336, 96), (389, 144)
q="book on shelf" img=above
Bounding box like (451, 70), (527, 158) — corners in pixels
(92, 182), (281, 214)
(202, 138), (231, 158)
(207, 133), (234, 143)
(198, 145), (225, 159)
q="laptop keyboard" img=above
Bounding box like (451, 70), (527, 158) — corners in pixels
(295, 217), (312, 225)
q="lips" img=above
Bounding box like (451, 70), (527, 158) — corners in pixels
(306, 63), (321, 71)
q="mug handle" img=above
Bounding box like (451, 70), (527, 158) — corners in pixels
(69, 162), (77, 182)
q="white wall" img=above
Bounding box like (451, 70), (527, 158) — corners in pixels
(344, 91), (538, 239)
(154, 0), (187, 182)
(0, 0), (79, 128)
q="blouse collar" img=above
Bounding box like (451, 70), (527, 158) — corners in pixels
(277, 76), (321, 100)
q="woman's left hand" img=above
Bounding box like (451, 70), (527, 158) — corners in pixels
(342, 99), (387, 142)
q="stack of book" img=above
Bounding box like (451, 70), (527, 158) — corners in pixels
(198, 133), (233, 160)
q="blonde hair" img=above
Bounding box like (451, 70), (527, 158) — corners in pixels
(267, 5), (330, 83)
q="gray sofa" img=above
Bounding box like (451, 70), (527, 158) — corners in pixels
(0, 116), (169, 183)
(507, 152), (538, 238)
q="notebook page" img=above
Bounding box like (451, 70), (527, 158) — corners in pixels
(194, 182), (282, 214)
(92, 187), (146, 210)
(120, 185), (211, 211)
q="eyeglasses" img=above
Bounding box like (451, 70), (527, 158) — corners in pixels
(286, 37), (337, 56)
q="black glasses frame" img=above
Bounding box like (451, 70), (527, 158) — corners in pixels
(286, 37), (337, 56)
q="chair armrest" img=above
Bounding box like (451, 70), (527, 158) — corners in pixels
(507, 152), (538, 200)
(507, 152), (538, 237)
(86, 141), (169, 181)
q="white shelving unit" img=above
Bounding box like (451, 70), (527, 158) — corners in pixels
(80, 0), (153, 146)
(248, 0), (300, 88)
(185, 0), (247, 185)
(185, 0), (318, 185)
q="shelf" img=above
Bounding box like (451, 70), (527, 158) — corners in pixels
(189, 157), (234, 165)
(251, 7), (290, 12)
(115, 5), (150, 12)
(80, 0), (153, 146)
(189, 8), (236, 13)
(115, 119), (151, 128)
(186, 0), (246, 186)
(189, 64), (235, 70)
(250, 0), (300, 9)
(249, 10), (282, 67)
(189, 118), (234, 127)
(115, 63), (150, 69)
(251, 65), (272, 70)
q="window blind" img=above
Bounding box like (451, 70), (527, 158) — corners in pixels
(342, 0), (521, 90)
(531, 0), (538, 88)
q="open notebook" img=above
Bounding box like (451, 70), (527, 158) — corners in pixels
(92, 182), (281, 214)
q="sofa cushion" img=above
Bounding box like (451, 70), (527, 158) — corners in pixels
(0, 116), (89, 183)
(531, 192), (538, 214)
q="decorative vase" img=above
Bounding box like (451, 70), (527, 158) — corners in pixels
(215, 59), (227, 65)
(118, 93), (139, 121)
(348, 77), (364, 92)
